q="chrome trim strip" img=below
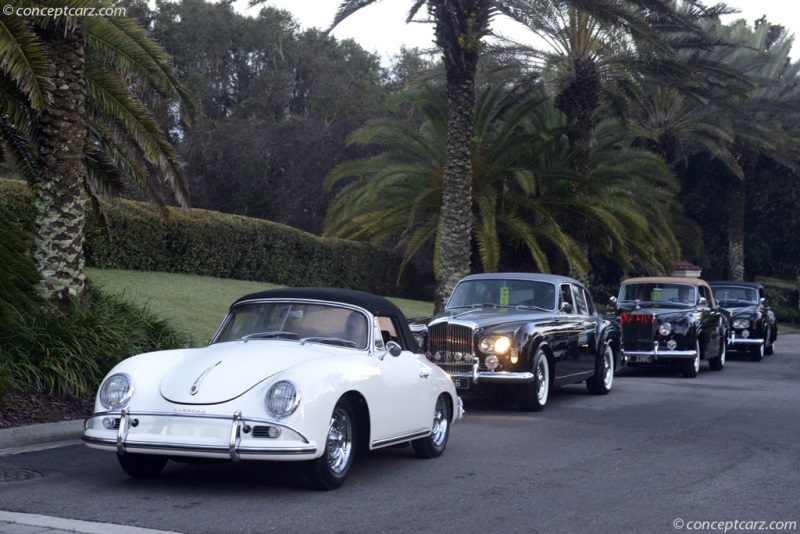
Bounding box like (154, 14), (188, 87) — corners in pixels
(729, 338), (764, 345)
(372, 429), (430, 448)
(82, 435), (316, 456)
(85, 410), (311, 444)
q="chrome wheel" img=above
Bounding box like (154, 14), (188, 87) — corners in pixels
(430, 396), (449, 447)
(602, 345), (614, 389)
(326, 406), (353, 475)
(587, 343), (614, 395)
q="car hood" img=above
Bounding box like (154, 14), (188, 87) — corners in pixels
(160, 340), (337, 405)
(719, 304), (757, 315)
(433, 307), (556, 329)
(616, 306), (688, 319)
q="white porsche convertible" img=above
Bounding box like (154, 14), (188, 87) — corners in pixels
(83, 287), (463, 490)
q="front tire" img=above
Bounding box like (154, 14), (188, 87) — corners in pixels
(750, 339), (765, 362)
(681, 339), (700, 378)
(117, 453), (167, 478)
(709, 335), (726, 371)
(518, 350), (549, 412)
(765, 326), (775, 355)
(412, 394), (451, 459)
(308, 398), (355, 491)
(586, 343), (614, 395)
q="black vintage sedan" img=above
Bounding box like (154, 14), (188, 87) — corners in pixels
(709, 281), (777, 361)
(611, 277), (728, 378)
(409, 273), (621, 412)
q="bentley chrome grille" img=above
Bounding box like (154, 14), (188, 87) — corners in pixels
(620, 313), (655, 351)
(426, 322), (478, 374)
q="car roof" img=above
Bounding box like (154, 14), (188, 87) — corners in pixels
(708, 281), (764, 290)
(457, 272), (585, 288)
(620, 277), (710, 287)
(231, 287), (418, 351)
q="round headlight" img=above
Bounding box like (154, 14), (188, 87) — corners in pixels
(478, 337), (494, 352)
(485, 355), (500, 371)
(658, 323), (673, 336)
(265, 380), (300, 419)
(99, 373), (133, 409)
(493, 336), (512, 354)
(733, 318), (749, 329)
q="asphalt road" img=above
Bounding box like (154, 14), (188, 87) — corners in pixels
(1, 337), (799, 534)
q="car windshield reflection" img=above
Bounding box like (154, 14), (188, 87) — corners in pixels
(618, 283), (697, 306)
(214, 302), (369, 349)
(712, 286), (758, 306)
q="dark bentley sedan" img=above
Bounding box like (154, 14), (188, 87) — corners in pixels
(409, 273), (621, 412)
(709, 281), (777, 361)
(611, 277), (728, 378)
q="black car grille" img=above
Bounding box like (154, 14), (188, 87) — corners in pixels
(620, 313), (655, 351)
(426, 323), (479, 374)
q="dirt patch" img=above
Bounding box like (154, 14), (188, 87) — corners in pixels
(0, 390), (93, 429)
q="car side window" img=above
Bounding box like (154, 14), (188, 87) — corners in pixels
(560, 284), (574, 312)
(698, 286), (712, 307)
(377, 316), (401, 350)
(571, 285), (590, 315)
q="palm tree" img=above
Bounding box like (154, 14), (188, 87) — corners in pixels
(324, 85), (680, 284)
(326, 0), (713, 308)
(0, 1), (193, 306)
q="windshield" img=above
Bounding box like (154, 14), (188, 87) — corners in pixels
(213, 301), (369, 349)
(712, 286), (758, 305)
(618, 283), (696, 306)
(448, 279), (556, 311)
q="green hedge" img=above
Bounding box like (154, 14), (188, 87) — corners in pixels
(759, 277), (800, 324)
(0, 178), (400, 295)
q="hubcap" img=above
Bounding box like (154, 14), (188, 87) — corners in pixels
(603, 346), (614, 388)
(326, 407), (352, 475)
(430, 397), (448, 447)
(536, 357), (549, 402)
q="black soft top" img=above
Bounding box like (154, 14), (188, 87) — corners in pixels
(232, 287), (418, 351)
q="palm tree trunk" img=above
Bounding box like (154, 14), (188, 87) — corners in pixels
(34, 21), (89, 307)
(727, 176), (746, 281)
(436, 74), (476, 310)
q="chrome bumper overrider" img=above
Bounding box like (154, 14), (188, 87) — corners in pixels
(83, 409), (315, 461)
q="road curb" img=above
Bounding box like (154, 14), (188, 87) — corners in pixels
(0, 420), (83, 455)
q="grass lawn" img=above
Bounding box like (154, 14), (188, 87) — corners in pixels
(86, 268), (434, 346)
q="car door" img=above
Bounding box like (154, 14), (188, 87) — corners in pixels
(698, 285), (721, 358)
(551, 283), (586, 381)
(366, 316), (431, 445)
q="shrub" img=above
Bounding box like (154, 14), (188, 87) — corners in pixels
(0, 289), (190, 402)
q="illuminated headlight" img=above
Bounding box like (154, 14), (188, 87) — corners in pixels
(98, 373), (133, 409)
(733, 318), (749, 329)
(658, 323), (673, 336)
(478, 336), (512, 354)
(485, 355), (500, 371)
(412, 332), (425, 349)
(265, 381), (300, 419)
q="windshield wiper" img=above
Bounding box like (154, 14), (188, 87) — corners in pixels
(300, 336), (360, 348)
(515, 305), (549, 312)
(240, 331), (299, 341)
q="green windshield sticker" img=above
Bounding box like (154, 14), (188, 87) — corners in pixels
(652, 288), (661, 301)
(500, 286), (510, 306)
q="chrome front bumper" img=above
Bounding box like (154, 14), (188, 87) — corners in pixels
(728, 331), (764, 347)
(83, 409), (316, 461)
(622, 341), (697, 361)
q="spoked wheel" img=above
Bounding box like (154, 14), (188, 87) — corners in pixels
(308, 398), (355, 491)
(412, 394), (451, 459)
(709, 335), (726, 371)
(518, 350), (549, 412)
(681, 340), (701, 378)
(117, 453), (167, 478)
(586, 344), (614, 395)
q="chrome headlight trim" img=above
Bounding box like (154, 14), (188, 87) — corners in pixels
(732, 318), (750, 329)
(265, 380), (300, 419)
(658, 323), (673, 336)
(478, 335), (512, 355)
(99, 373), (134, 409)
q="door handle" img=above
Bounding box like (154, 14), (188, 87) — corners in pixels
(419, 369), (430, 379)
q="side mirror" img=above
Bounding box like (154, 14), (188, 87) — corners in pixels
(698, 297), (708, 307)
(560, 302), (573, 313)
(609, 296), (618, 306)
(386, 341), (402, 357)
(760, 297), (766, 306)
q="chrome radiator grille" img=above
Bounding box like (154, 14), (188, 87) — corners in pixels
(426, 323), (477, 374)
(620, 313), (655, 352)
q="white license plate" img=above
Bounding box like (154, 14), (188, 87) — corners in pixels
(452, 377), (470, 390)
